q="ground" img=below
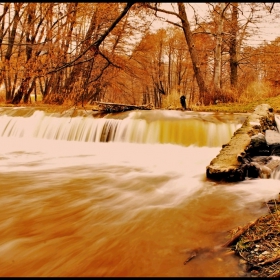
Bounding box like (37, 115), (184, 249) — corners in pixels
(3, 94), (280, 114)
(191, 95), (280, 114)
(226, 198), (280, 277)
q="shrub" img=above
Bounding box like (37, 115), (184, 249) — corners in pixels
(239, 81), (274, 103)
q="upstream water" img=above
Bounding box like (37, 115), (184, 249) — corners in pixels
(0, 107), (280, 277)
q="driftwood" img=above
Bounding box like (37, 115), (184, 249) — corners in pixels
(222, 220), (258, 247)
(224, 206), (280, 277)
(183, 251), (197, 265)
(93, 101), (153, 113)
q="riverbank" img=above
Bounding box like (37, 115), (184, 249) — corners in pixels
(2, 94), (280, 114)
(192, 94), (280, 113)
(225, 198), (280, 277)
(203, 101), (280, 277)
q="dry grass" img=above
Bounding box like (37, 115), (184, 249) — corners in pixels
(227, 199), (280, 277)
(194, 94), (280, 113)
(161, 89), (184, 110)
(0, 80), (280, 114)
(161, 81), (280, 113)
(1, 96), (280, 114)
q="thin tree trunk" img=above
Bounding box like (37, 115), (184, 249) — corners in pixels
(213, 3), (225, 92)
(60, 3), (135, 103)
(12, 78), (31, 104)
(229, 3), (238, 87)
(23, 78), (36, 103)
(4, 3), (22, 101)
(12, 3), (46, 104)
(167, 44), (172, 95)
(177, 3), (209, 105)
(0, 3), (10, 49)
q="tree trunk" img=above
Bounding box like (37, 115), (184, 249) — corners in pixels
(23, 78), (36, 103)
(229, 3), (238, 87)
(167, 44), (172, 95)
(3, 3), (22, 101)
(177, 3), (209, 105)
(61, 3), (135, 103)
(213, 3), (225, 92)
(11, 3), (44, 104)
(12, 78), (31, 104)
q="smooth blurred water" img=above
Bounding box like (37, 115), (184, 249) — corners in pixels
(0, 108), (279, 277)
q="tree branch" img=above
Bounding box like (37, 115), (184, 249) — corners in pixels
(145, 3), (183, 21)
(46, 2), (135, 75)
(99, 51), (121, 69)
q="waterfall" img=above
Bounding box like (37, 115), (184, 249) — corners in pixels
(271, 166), (280, 180)
(275, 114), (280, 132)
(0, 108), (244, 147)
(270, 114), (280, 180)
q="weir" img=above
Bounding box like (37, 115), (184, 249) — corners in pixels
(0, 108), (244, 147)
(1, 107), (279, 180)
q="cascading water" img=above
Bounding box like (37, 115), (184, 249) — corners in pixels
(270, 114), (280, 179)
(271, 165), (280, 179)
(1, 107), (280, 277)
(0, 108), (243, 147)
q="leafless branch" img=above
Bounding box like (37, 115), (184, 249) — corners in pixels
(166, 20), (182, 28)
(88, 62), (110, 84)
(145, 3), (183, 21)
(264, 2), (275, 13)
(47, 2), (135, 75)
(99, 51), (121, 69)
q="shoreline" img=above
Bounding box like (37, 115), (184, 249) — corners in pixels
(225, 198), (280, 277)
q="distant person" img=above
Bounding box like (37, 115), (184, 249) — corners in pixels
(180, 95), (186, 110)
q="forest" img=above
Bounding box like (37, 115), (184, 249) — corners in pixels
(0, 2), (280, 108)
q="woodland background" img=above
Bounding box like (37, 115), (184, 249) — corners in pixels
(1, 2), (280, 108)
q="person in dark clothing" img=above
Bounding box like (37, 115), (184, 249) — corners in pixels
(180, 95), (186, 110)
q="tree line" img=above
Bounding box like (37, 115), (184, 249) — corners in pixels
(0, 2), (279, 107)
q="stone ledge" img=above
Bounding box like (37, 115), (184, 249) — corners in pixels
(206, 104), (277, 181)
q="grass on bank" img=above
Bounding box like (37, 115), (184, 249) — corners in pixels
(1, 81), (280, 114)
(162, 81), (280, 113)
(192, 94), (280, 113)
(1, 95), (280, 114)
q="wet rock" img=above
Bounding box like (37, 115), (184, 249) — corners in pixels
(251, 155), (272, 166)
(270, 144), (280, 156)
(250, 156), (280, 177)
(265, 129), (280, 146)
(249, 133), (270, 156)
(206, 104), (276, 181)
(266, 157), (280, 170)
(247, 162), (261, 178)
(259, 165), (272, 178)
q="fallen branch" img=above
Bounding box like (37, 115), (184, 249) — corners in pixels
(183, 252), (197, 265)
(259, 255), (280, 266)
(222, 220), (258, 247)
(93, 101), (153, 113)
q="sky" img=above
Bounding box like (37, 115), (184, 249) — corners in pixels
(150, 3), (280, 47)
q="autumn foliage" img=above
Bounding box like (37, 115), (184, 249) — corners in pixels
(0, 3), (279, 107)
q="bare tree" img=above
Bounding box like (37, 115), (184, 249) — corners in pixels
(229, 3), (238, 87)
(2, 3), (24, 101)
(213, 3), (227, 93)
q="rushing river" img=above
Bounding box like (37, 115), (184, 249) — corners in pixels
(0, 107), (280, 277)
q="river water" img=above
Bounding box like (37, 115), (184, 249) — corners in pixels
(0, 107), (280, 277)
